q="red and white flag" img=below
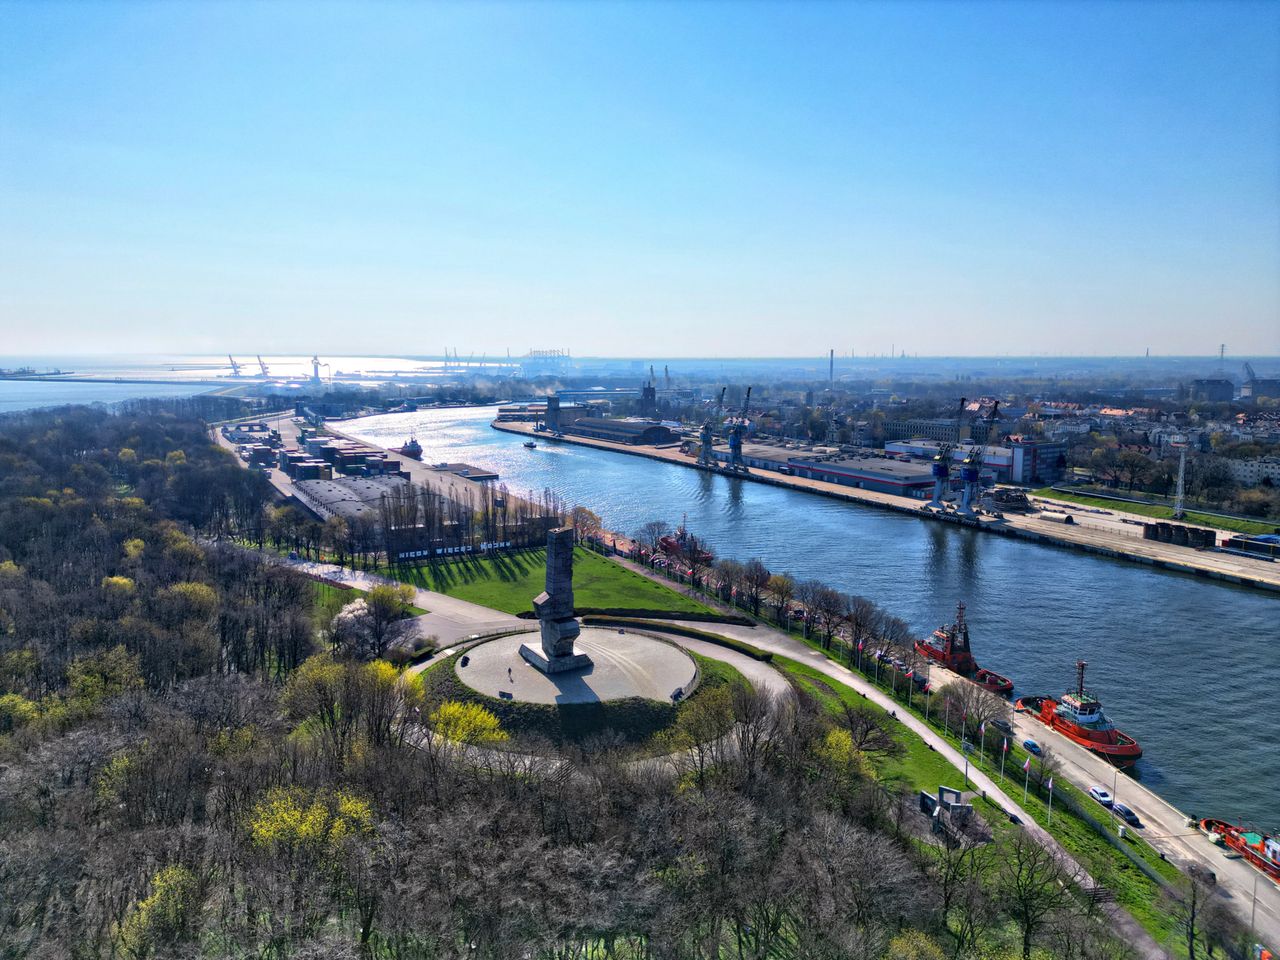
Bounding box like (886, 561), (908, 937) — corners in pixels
(1002, 738), (1009, 753)
(906, 669), (914, 679)
(1022, 756), (1032, 772)
(979, 721), (986, 737)
(857, 638), (864, 651)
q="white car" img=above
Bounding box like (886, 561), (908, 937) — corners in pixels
(1088, 786), (1114, 807)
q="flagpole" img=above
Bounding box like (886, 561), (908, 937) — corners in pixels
(1047, 780), (1054, 825)
(944, 699), (950, 736)
(924, 666), (932, 722)
(1000, 739), (1007, 782)
(1023, 763), (1031, 804)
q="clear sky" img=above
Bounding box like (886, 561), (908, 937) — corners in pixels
(2, 0), (1278, 357)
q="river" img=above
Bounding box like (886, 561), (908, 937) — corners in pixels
(345, 405), (1279, 825)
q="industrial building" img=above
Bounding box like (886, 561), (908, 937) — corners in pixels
(292, 475), (409, 522)
(884, 437), (1067, 485)
(430, 462), (500, 482)
(564, 417), (679, 445)
(1190, 378), (1234, 402)
(787, 454), (936, 497)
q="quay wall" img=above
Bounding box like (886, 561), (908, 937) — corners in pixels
(490, 421), (1280, 594)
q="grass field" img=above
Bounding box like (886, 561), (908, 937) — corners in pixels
(389, 547), (716, 616)
(420, 648), (745, 751)
(1032, 488), (1277, 536)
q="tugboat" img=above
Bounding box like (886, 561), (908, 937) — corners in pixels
(398, 436), (423, 460)
(658, 515), (714, 562)
(915, 601), (1014, 695)
(1199, 819), (1280, 886)
(1016, 661), (1142, 766)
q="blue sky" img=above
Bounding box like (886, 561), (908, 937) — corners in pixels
(2, 0), (1277, 357)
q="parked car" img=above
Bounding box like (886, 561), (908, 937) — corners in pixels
(1022, 739), (1041, 755)
(991, 719), (1014, 736)
(1088, 786), (1114, 806)
(1112, 803), (1140, 826)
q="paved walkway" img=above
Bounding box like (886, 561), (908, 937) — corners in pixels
(288, 558), (526, 646)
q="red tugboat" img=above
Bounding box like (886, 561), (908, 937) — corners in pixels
(1016, 661), (1142, 767)
(398, 436), (423, 460)
(1199, 820), (1280, 886)
(658, 515), (714, 563)
(915, 601), (1014, 695)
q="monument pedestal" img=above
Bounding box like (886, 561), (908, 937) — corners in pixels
(522, 527), (593, 676)
(518, 643), (593, 674)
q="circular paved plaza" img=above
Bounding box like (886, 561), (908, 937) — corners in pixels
(456, 628), (698, 705)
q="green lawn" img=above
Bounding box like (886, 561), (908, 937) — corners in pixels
(388, 548), (716, 616)
(1031, 488), (1277, 536)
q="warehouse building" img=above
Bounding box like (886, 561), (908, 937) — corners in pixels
(565, 417), (679, 445)
(787, 455), (935, 497)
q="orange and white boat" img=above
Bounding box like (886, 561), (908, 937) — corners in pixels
(1200, 819), (1280, 886)
(1016, 660), (1142, 767)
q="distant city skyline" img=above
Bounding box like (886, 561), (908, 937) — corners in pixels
(2, 1), (1278, 356)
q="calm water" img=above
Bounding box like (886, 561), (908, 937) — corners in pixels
(347, 405), (1280, 825)
(0, 379), (214, 414)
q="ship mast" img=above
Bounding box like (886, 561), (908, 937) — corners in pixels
(1076, 659), (1087, 698)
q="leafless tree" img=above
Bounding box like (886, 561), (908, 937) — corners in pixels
(998, 831), (1075, 959)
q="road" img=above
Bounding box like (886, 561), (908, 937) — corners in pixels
(287, 557), (526, 646)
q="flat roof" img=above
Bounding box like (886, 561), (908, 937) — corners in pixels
(430, 462), (500, 481)
(293, 475), (409, 519)
(792, 455), (934, 482)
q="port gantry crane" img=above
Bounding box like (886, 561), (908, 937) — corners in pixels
(227, 355), (242, 377)
(697, 387), (727, 467)
(929, 397), (967, 508)
(724, 386), (752, 473)
(256, 355), (270, 378)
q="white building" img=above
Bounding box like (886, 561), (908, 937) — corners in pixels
(1224, 457), (1280, 487)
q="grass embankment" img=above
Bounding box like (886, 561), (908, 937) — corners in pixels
(772, 654), (1186, 956)
(388, 547), (716, 617)
(1032, 488), (1276, 536)
(419, 649), (746, 752)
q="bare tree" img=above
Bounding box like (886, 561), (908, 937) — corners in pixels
(998, 831), (1075, 959)
(740, 558), (770, 617)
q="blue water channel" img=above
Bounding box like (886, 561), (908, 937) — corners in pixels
(347, 405), (1279, 825)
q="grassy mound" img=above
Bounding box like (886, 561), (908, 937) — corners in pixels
(420, 648), (746, 752)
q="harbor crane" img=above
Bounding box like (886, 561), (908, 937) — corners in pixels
(256, 355), (270, 378)
(227, 355), (242, 377)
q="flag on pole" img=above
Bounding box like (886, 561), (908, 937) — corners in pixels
(1002, 737), (1009, 753)
(857, 638), (864, 651)
(1047, 776), (1054, 791)
(906, 669), (914, 679)
(1022, 756), (1032, 772)
(979, 721), (986, 737)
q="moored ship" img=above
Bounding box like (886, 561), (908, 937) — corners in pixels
(398, 436), (423, 460)
(1016, 661), (1142, 766)
(915, 601), (1014, 695)
(1199, 819), (1280, 885)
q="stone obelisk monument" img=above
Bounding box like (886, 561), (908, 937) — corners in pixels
(519, 527), (592, 674)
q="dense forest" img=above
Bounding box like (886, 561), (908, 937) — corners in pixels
(0, 405), (1145, 958)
